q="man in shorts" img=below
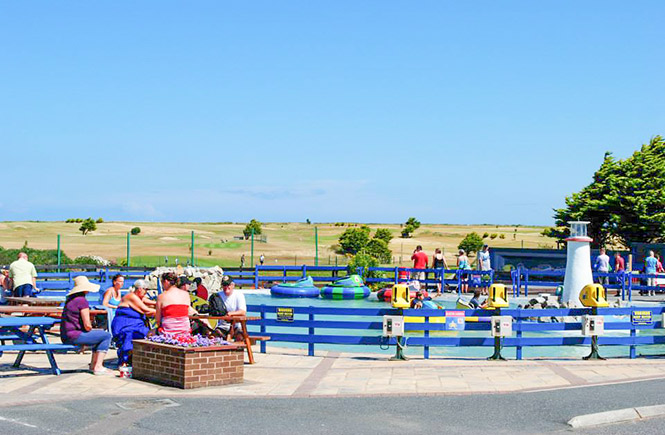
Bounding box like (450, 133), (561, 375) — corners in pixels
(410, 245), (428, 284)
(594, 248), (610, 286)
(9, 252), (38, 297)
(644, 251), (658, 296)
(214, 276), (246, 341)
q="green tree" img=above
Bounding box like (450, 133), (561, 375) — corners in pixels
(458, 232), (484, 255)
(243, 219), (262, 239)
(401, 217), (421, 238)
(96, 218), (104, 223)
(130, 227), (141, 235)
(338, 227), (371, 255)
(79, 218), (97, 235)
(550, 136), (665, 247)
(373, 228), (393, 245)
(363, 238), (392, 263)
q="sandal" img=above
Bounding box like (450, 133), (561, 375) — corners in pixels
(92, 368), (112, 376)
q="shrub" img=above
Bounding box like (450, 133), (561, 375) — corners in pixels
(499, 234), (506, 239)
(490, 233), (498, 239)
(306, 219), (311, 225)
(0, 245), (72, 265)
(482, 232), (489, 239)
(338, 227), (371, 255)
(363, 238), (392, 264)
(347, 252), (386, 290)
(373, 228), (393, 245)
(75, 218), (83, 223)
(79, 218), (97, 235)
(243, 219), (262, 239)
(96, 218), (104, 223)
(130, 227), (141, 235)
(73, 255), (110, 266)
(458, 232), (484, 255)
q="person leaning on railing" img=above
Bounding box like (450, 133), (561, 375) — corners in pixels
(61, 276), (112, 375)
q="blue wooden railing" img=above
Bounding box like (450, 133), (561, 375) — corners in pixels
(247, 304), (665, 360)
(509, 267), (665, 300)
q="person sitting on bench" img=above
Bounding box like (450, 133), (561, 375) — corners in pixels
(61, 276), (112, 375)
(211, 276), (246, 341)
(112, 279), (155, 367)
(156, 272), (198, 335)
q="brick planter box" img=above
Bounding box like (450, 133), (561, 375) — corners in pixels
(132, 339), (245, 389)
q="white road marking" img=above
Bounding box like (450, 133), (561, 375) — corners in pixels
(0, 415), (39, 428)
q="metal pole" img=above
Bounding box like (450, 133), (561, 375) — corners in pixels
(57, 234), (61, 273)
(191, 231), (194, 267)
(251, 228), (254, 267)
(315, 226), (319, 266)
(126, 232), (130, 268)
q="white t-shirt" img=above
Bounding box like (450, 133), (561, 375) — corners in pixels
(477, 251), (491, 271)
(221, 291), (246, 313)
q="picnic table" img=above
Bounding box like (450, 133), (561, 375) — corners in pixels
(192, 315), (266, 364)
(0, 306), (107, 317)
(6, 296), (63, 307)
(0, 316), (76, 375)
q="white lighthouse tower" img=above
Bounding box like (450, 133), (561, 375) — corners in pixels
(561, 221), (594, 307)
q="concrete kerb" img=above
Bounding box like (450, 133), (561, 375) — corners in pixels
(568, 404), (665, 428)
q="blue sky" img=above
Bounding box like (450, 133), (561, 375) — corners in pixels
(2, 1), (663, 225)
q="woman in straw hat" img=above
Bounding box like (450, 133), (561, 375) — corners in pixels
(61, 276), (112, 375)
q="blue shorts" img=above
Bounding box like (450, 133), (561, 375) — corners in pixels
(13, 284), (35, 297)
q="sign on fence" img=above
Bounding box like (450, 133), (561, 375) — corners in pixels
(445, 310), (465, 331)
(276, 307), (294, 322)
(631, 310), (653, 326)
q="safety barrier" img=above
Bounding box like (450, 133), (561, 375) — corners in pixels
(510, 267), (665, 301)
(238, 264), (494, 291)
(246, 304), (665, 360)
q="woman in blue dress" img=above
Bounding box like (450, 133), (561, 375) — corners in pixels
(111, 279), (155, 366)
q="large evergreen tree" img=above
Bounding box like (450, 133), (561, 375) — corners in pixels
(550, 136), (665, 247)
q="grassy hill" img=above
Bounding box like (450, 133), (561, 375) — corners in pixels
(0, 221), (554, 267)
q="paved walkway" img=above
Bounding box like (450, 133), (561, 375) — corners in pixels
(2, 346), (665, 404)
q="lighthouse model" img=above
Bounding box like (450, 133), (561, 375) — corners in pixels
(561, 221), (594, 307)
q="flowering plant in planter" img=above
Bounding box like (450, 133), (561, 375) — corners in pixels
(148, 333), (229, 348)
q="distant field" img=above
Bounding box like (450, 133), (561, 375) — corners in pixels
(0, 221), (553, 267)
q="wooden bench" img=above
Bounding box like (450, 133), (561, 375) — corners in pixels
(247, 335), (271, 345)
(0, 317), (76, 375)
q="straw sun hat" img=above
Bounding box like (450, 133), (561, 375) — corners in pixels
(67, 276), (101, 297)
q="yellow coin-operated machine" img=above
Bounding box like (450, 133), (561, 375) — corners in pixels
(579, 283), (607, 360)
(487, 284), (509, 309)
(579, 284), (609, 308)
(391, 284), (411, 309)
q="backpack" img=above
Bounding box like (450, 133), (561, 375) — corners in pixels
(208, 292), (228, 317)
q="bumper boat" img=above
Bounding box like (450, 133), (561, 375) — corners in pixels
(271, 276), (320, 298)
(320, 275), (370, 300)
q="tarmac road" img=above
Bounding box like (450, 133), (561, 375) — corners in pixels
(2, 378), (665, 434)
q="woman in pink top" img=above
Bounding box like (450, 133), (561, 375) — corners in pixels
(155, 272), (198, 335)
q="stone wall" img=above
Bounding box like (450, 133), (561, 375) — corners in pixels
(143, 266), (225, 293)
(132, 340), (244, 389)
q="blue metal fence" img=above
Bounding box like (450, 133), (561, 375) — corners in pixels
(247, 304), (665, 360)
(509, 267), (665, 300)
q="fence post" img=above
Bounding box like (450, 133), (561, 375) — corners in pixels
(190, 231), (195, 267)
(457, 269), (461, 295)
(394, 267), (399, 284)
(628, 272), (633, 302)
(516, 309), (522, 360)
(260, 305), (267, 353)
(630, 323), (636, 359)
(302, 264), (307, 278)
(254, 264), (259, 289)
(424, 313), (430, 359)
(308, 309), (315, 357)
(57, 234), (61, 273)
(524, 268), (529, 297)
(283, 266), (287, 283)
